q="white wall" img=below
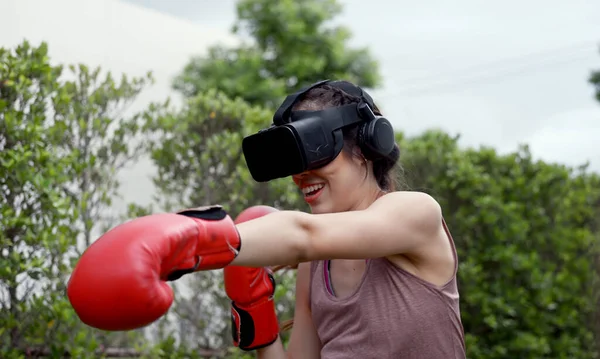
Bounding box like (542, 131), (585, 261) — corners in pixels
(1, 0), (238, 93)
(1, 0), (240, 212)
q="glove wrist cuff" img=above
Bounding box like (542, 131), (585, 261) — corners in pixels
(231, 298), (279, 351)
(176, 206), (241, 271)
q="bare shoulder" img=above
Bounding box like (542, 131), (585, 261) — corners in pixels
(294, 262), (313, 304)
(286, 262), (322, 357)
(373, 192), (455, 284)
(296, 262), (312, 282)
(369, 190), (443, 236)
(372, 190), (441, 207)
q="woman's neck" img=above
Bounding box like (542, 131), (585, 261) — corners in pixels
(348, 185), (387, 212)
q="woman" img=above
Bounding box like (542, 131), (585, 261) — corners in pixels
(67, 80), (465, 358)
(231, 81), (466, 358)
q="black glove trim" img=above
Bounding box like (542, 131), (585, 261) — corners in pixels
(165, 256), (200, 281)
(177, 205), (227, 221)
(231, 301), (279, 351)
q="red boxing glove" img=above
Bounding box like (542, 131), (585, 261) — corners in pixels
(67, 205), (240, 331)
(225, 206), (280, 351)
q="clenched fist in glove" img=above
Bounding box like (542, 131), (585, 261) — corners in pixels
(225, 206), (280, 351)
(67, 205), (240, 331)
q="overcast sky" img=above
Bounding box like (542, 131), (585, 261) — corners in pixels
(3, 0), (600, 213)
(124, 0), (600, 159)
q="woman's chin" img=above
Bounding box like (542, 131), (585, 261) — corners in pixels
(308, 203), (327, 214)
(308, 201), (334, 214)
(309, 206), (325, 214)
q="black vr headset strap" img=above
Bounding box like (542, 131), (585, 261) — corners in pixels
(331, 104), (368, 129)
(290, 104), (365, 132)
(273, 79), (331, 126)
(326, 81), (377, 110)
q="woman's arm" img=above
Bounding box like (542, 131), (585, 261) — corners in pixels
(257, 263), (322, 359)
(231, 191), (442, 268)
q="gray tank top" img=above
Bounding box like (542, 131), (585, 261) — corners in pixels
(309, 220), (466, 358)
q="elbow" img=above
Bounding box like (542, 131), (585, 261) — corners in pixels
(290, 211), (315, 264)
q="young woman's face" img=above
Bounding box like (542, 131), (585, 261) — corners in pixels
(292, 149), (377, 214)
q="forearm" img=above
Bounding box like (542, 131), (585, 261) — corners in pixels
(232, 210), (312, 268)
(257, 337), (289, 359)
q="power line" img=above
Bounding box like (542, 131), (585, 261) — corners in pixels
(394, 53), (591, 97)
(383, 40), (599, 97)
(398, 40), (597, 85)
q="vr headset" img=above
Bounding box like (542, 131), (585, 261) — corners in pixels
(242, 79), (396, 182)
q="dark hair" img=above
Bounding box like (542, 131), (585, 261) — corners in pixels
(292, 83), (402, 191)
